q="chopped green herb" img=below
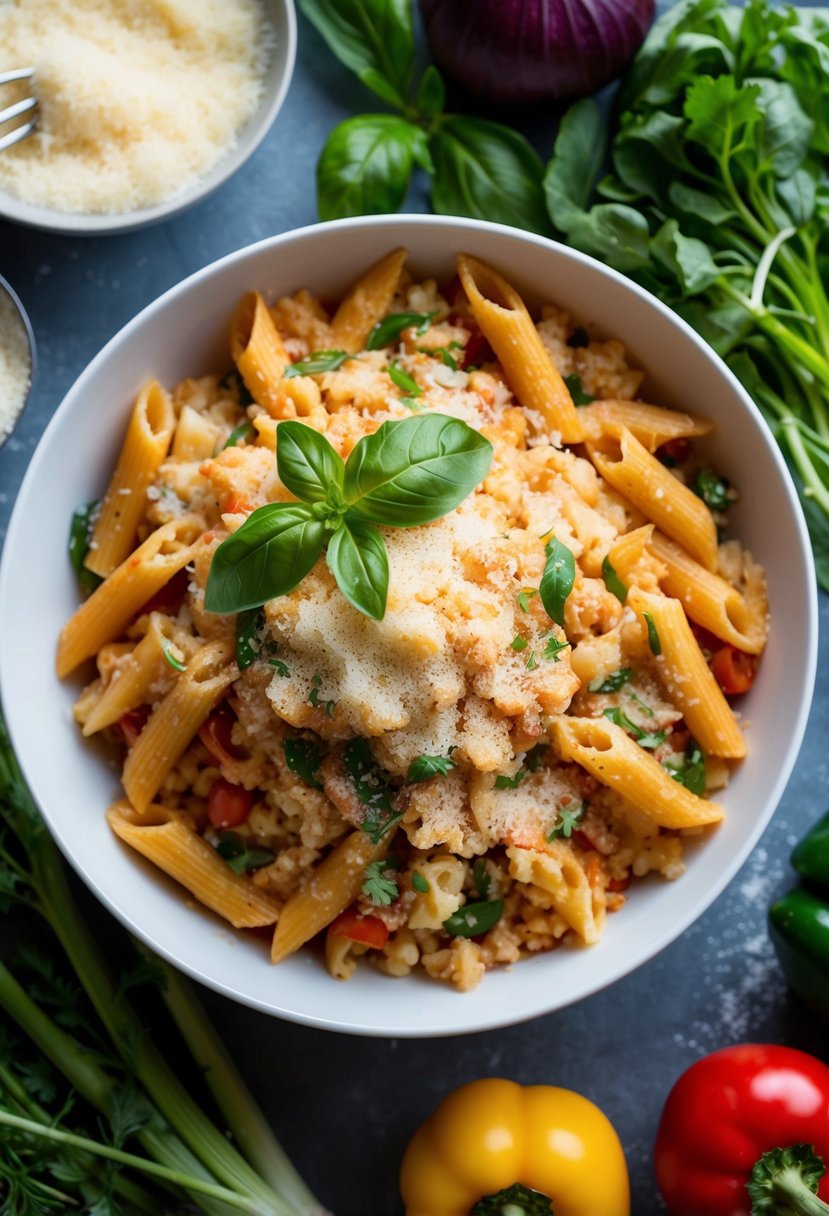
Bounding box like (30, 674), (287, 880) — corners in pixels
(407, 754), (455, 783)
(215, 832), (274, 875)
(588, 668), (633, 694)
(524, 744), (548, 772)
(643, 611), (662, 656)
(567, 327), (590, 349)
(388, 360), (422, 396)
(516, 588), (537, 613)
(283, 738), (324, 791)
(547, 801), (585, 840)
(693, 469), (731, 512)
(399, 395), (428, 411)
(526, 651), (539, 672)
(161, 639), (186, 673)
(664, 741), (706, 797)
(235, 606), (263, 670)
(563, 373), (595, 405)
(602, 555), (628, 604)
(543, 634), (570, 662)
(363, 813), (403, 845)
(540, 537), (576, 627)
(284, 350), (350, 378)
(628, 689), (655, 717)
(223, 420), (256, 449)
(511, 635), (529, 652)
(68, 502), (103, 597)
(220, 369), (254, 405)
(412, 870), (430, 894)
(428, 344), (461, 370)
(473, 858), (491, 900)
(602, 707), (665, 750)
(268, 657), (290, 678)
(367, 312), (434, 350)
(443, 898), (503, 938)
(344, 738), (400, 843)
(362, 858), (399, 907)
(309, 673), (337, 718)
(494, 771), (525, 790)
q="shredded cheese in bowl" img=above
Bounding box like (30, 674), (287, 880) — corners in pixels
(0, 284), (32, 443)
(0, 0), (277, 215)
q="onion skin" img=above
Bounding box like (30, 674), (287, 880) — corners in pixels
(420, 0), (656, 105)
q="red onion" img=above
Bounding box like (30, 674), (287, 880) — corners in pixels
(419, 0), (655, 105)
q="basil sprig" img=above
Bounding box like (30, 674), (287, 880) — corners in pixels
(539, 537), (575, 628)
(284, 350), (350, 378)
(367, 312), (434, 350)
(205, 415), (492, 621)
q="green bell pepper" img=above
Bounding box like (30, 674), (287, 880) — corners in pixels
(769, 810), (829, 1023)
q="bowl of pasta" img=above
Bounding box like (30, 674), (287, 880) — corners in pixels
(0, 215), (817, 1036)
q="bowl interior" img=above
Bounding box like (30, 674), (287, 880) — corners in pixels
(0, 216), (816, 1035)
(0, 0), (296, 235)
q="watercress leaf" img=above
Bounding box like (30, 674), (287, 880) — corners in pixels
(430, 116), (550, 236)
(326, 518), (389, 620)
(683, 76), (762, 160)
(543, 98), (606, 233)
(612, 112), (694, 205)
(205, 503), (326, 613)
(540, 537), (575, 628)
(284, 350), (350, 377)
(779, 23), (829, 153)
(638, 32), (734, 108)
(565, 204), (653, 273)
(298, 0), (413, 107)
(675, 293), (754, 357)
(651, 220), (720, 296)
(283, 738), (324, 790)
(317, 116), (423, 221)
(367, 312), (435, 351)
(443, 898), (503, 938)
(618, 0), (729, 110)
(749, 77), (814, 178)
(276, 419), (345, 504)
(407, 754), (454, 783)
(667, 180), (737, 225)
(417, 65), (446, 121)
(343, 413), (493, 527)
(775, 169), (817, 227)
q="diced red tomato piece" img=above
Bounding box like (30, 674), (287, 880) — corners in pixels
(710, 645), (758, 695)
(198, 703), (248, 764)
(222, 493), (253, 515)
(139, 568), (190, 617)
(462, 330), (494, 369)
(119, 706), (150, 747)
(608, 876), (631, 893)
(207, 777), (255, 829)
(659, 437), (691, 464)
(328, 908), (389, 950)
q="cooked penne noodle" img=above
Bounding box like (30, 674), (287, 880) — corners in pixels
(606, 524), (666, 593)
(330, 247), (407, 353)
(85, 380), (176, 578)
(230, 291), (289, 409)
(107, 801), (280, 927)
(648, 531), (767, 654)
(57, 514), (205, 678)
(553, 716), (724, 829)
(579, 400), (713, 452)
(172, 404), (223, 461)
(627, 589), (746, 759)
(122, 638), (236, 813)
(587, 426), (718, 570)
(506, 842), (604, 944)
(271, 830), (388, 963)
(457, 253), (585, 444)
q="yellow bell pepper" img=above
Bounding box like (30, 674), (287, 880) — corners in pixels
(400, 1078), (630, 1216)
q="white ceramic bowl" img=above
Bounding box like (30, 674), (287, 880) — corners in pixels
(0, 216), (817, 1036)
(0, 0), (296, 235)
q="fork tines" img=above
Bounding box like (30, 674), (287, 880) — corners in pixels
(0, 68), (38, 153)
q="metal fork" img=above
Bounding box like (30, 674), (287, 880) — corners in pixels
(0, 68), (38, 152)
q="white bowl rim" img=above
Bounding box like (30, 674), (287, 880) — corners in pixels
(0, 214), (818, 1036)
(0, 0), (297, 236)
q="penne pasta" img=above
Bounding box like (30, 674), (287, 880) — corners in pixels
(579, 400), (713, 452)
(457, 253), (585, 444)
(57, 514), (205, 678)
(85, 379), (176, 578)
(121, 638), (236, 813)
(330, 248), (407, 353)
(506, 842), (604, 945)
(627, 588), (746, 759)
(271, 830), (388, 963)
(229, 291), (289, 410)
(172, 403), (223, 461)
(605, 524), (666, 594)
(107, 801), (280, 928)
(587, 425), (718, 570)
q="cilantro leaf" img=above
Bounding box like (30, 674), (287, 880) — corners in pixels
(362, 858), (399, 906)
(494, 771), (525, 790)
(547, 801), (585, 840)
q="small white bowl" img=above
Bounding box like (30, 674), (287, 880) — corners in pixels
(0, 216), (817, 1036)
(0, 0), (296, 236)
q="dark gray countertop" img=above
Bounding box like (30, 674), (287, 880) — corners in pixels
(1, 6), (827, 1213)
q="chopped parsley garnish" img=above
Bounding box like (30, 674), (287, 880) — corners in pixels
(526, 651), (539, 672)
(516, 588), (537, 613)
(362, 858), (399, 906)
(407, 754), (455, 783)
(602, 555), (628, 604)
(412, 870), (430, 894)
(443, 899), (503, 938)
(563, 373), (595, 405)
(283, 738), (324, 790)
(388, 360), (422, 396)
(567, 327), (590, 349)
(602, 707), (665, 750)
(428, 342), (463, 370)
(473, 858), (491, 900)
(643, 611), (662, 656)
(367, 311), (434, 350)
(309, 673), (337, 718)
(220, 370), (254, 405)
(588, 668), (633, 694)
(161, 639), (186, 672)
(215, 832), (274, 875)
(693, 469), (731, 512)
(222, 419), (256, 449)
(284, 350), (350, 378)
(664, 740), (706, 796)
(236, 606), (264, 670)
(543, 635), (570, 662)
(494, 771), (525, 790)
(547, 801), (585, 840)
(511, 635), (529, 652)
(268, 657), (290, 677)
(68, 501), (103, 597)
(344, 738), (400, 843)
(524, 744), (548, 772)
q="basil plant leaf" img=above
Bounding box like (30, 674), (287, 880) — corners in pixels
(343, 413), (493, 528)
(317, 115), (426, 221)
(326, 519), (389, 620)
(430, 116), (550, 236)
(276, 420), (345, 504)
(205, 503), (326, 614)
(544, 98), (606, 233)
(540, 537), (575, 628)
(297, 0), (413, 109)
(416, 64), (446, 121)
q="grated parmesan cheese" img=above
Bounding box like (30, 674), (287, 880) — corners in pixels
(0, 287), (31, 442)
(0, 0), (276, 214)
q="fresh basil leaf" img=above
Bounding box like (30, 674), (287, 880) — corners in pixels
(388, 360), (421, 396)
(326, 518), (389, 620)
(283, 738), (324, 791)
(68, 502), (103, 596)
(544, 98), (606, 233)
(407, 754), (454, 783)
(236, 606), (264, 670)
(443, 898), (503, 938)
(602, 555), (628, 604)
(416, 65), (445, 120)
(693, 468), (730, 511)
(563, 374), (595, 405)
(430, 116), (550, 236)
(205, 503), (327, 614)
(643, 611), (662, 656)
(540, 537), (575, 628)
(343, 413), (493, 528)
(588, 668), (634, 694)
(284, 350), (350, 377)
(297, 0), (413, 109)
(223, 420), (256, 449)
(317, 116), (427, 220)
(276, 420), (345, 505)
(367, 312), (434, 351)
(215, 832), (274, 875)
(664, 740), (706, 796)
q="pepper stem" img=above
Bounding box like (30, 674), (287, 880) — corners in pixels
(471, 1183), (554, 1216)
(747, 1145), (829, 1215)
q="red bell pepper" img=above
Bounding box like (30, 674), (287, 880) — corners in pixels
(328, 908), (389, 950)
(655, 1044), (829, 1215)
